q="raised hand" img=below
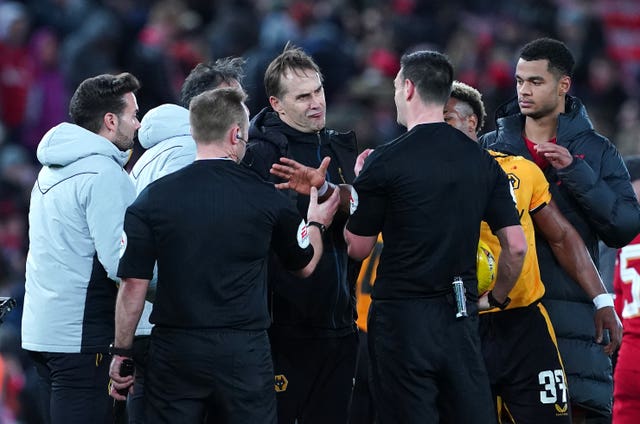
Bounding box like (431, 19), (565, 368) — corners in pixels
(270, 156), (331, 195)
(355, 148), (374, 177)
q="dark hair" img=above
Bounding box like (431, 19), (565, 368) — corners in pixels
(450, 81), (487, 132)
(625, 155), (640, 182)
(519, 38), (575, 78)
(189, 87), (248, 143)
(264, 43), (323, 99)
(180, 57), (246, 108)
(399, 50), (453, 105)
(69, 73), (140, 134)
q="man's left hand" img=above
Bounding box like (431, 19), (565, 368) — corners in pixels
(594, 306), (623, 355)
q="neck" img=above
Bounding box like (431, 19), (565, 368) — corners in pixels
(195, 142), (237, 162)
(523, 96), (566, 144)
(523, 114), (559, 144)
(405, 104), (445, 131)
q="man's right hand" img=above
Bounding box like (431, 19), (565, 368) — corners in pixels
(108, 355), (135, 401)
(270, 157), (331, 195)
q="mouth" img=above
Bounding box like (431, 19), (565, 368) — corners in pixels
(518, 99), (533, 108)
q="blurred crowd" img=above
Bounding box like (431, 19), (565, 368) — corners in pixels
(1, 0), (639, 421)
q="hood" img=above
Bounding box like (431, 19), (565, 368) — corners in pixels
(36, 122), (130, 167)
(138, 103), (191, 149)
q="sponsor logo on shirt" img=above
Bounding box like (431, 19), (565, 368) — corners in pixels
(297, 220), (310, 248)
(350, 186), (359, 215)
(119, 231), (128, 258)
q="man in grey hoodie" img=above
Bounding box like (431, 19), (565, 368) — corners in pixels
(21, 72), (140, 424)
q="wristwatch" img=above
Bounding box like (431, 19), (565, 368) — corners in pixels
(109, 343), (133, 357)
(487, 290), (511, 310)
(307, 221), (327, 234)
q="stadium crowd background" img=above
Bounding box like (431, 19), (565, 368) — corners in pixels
(0, 0), (639, 421)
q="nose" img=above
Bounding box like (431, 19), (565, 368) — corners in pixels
(518, 82), (531, 96)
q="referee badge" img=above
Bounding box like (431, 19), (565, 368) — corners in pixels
(119, 231), (128, 258)
(297, 220), (310, 248)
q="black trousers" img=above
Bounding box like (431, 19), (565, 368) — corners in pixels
(270, 331), (359, 424)
(368, 297), (496, 424)
(29, 350), (113, 424)
(349, 330), (376, 424)
(480, 303), (571, 424)
(145, 327), (276, 424)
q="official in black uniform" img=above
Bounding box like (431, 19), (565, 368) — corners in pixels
(108, 87), (340, 423)
(344, 51), (528, 423)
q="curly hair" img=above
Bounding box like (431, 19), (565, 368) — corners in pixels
(450, 81), (487, 132)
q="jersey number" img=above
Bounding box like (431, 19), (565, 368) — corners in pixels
(538, 369), (567, 404)
(619, 244), (640, 319)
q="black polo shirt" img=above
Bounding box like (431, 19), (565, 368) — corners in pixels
(347, 123), (519, 299)
(118, 159), (314, 330)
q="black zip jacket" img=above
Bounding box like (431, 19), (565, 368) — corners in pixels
(481, 95), (640, 415)
(243, 107), (360, 338)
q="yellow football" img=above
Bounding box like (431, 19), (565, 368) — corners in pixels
(477, 240), (496, 294)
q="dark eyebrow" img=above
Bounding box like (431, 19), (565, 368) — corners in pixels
(515, 74), (545, 82)
(294, 84), (322, 100)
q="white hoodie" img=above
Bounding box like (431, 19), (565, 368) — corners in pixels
(130, 103), (195, 336)
(22, 123), (136, 353)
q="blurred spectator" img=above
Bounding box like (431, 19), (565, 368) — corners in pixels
(22, 28), (69, 154)
(0, 2), (34, 146)
(614, 99), (640, 157)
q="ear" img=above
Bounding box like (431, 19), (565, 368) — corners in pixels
(404, 78), (415, 101)
(103, 112), (118, 133)
(231, 126), (241, 146)
(467, 114), (479, 135)
(269, 96), (283, 114)
(558, 75), (571, 96)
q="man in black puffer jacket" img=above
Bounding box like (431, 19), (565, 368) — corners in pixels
(481, 38), (638, 423)
(243, 45), (360, 424)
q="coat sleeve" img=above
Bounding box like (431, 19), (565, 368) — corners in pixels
(86, 167), (137, 282)
(557, 142), (640, 248)
(244, 137), (283, 182)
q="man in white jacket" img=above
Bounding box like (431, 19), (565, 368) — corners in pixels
(21, 72), (140, 424)
(124, 57), (244, 423)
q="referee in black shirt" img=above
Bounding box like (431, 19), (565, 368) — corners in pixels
(344, 51), (528, 423)
(108, 87), (340, 423)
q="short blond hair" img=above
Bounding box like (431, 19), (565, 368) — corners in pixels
(189, 87), (247, 143)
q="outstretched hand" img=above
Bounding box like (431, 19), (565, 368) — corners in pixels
(270, 157), (331, 195)
(354, 149), (374, 177)
(594, 307), (623, 356)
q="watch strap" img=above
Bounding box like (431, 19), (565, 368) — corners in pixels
(109, 343), (133, 357)
(487, 290), (511, 310)
(307, 221), (327, 234)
